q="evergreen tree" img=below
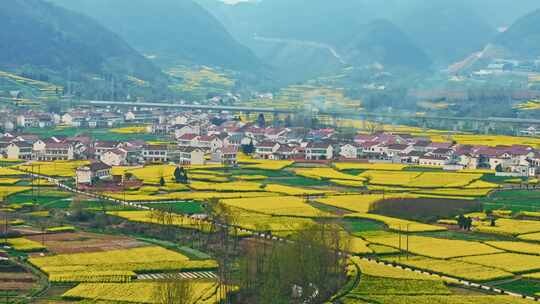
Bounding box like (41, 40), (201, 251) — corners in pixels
(242, 139), (255, 155)
(174, 166), (183, 183)
(257, 113), (266, 128)
(159, 176), (166, 187)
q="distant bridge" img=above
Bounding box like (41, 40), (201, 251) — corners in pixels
(79, 100), (540, 128)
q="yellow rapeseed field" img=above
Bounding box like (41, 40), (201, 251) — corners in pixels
(330, 179), (365, 187)
(49, 271), (135, 283)
(474, 218), (540, 236)
(351, 257), (444, 281)
(236, 175), (267, 180)
(221, 196), (332, 218)
(0, 167), (25, 176)
(0, 186), (31, 197)
(189, 174), (229, 182)
(294, 168), (366, 181)
(359, 170), (482, 189)
(243, 160), (293, 170)
(345, 214), (446, 233)
(2, 237), (45, 251)
(188, 181), (263, 192)
(384, 256), (513, 282)
(347, 237), (373, 254)
(436, 134), (540, 147)
(412, 188), (492, 197)
(456, 253), (540, 273)
(109, 126), (149, 134)
(18, 160), (90, 177)
(31, 246), (218, 282)
(107, 211), (212, 231)
(360, 170), (421, 187)
(485, 241), (540, 255)
(316, 194), (388, 213)
(264, 184), (331, 196)
(230, 209), (316, 235)
(63, 281), (222, 304)
(121, 165), (225, 184)
(105, 190), (278, 202)
(335, 163), (408, 171)
(518, 232), (540, 242)
(0, 178), (21, 185)
(359, 295), (534, 304)
(362, 232), (501, 259)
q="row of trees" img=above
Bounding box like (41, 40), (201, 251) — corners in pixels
(237, 223), (349, 303)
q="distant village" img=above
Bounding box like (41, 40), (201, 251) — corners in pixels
(1, 107), (540, 187)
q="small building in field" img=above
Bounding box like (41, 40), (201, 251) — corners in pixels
(76, 162), (112, 185)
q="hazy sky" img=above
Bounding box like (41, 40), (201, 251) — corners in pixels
(221, 0), (253, 4)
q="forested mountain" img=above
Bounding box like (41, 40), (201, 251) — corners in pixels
(0, 0), (163, 83)
(392, 1), (497, 65)
(494, 9), (540, 59)
(198, 0), (432, 83)
(466, 0), (540, 29)
(344, 20), (431, 69)
(200, 0), (540, 69)
(50, 0), (262, 71)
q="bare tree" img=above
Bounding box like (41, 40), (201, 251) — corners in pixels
(154, 275), (195, 304)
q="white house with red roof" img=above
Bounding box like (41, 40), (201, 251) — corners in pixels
(177, 133), (199, 147)
(305, 142), (333, 160)
(212, 145), (238, 165)
(196, 135), (223, 152)
(340, 143), (362, 159)
(255, 141), (280, 159)
(101, 148), (128, 166)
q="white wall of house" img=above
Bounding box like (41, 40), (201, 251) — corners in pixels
(76, 168), (92, 184)
(6, 144), (19, 159)
(340, 144), (357, 159)
(190, 150), (204, 165)
(33, 140), (46, 153)
(101, 151), (125, 166)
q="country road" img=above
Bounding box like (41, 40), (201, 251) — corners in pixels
(253, 34), (347, 65)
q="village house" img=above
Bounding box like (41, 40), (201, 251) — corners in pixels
(6, 142), (33, 160)
(196, 135), (223, 152)
(177, 133), (199, 147)
(212, 145), (238, 166)
(76, 162), (112, 185)
(35, 142), (74, 161)
(174, 125), (201, 139)
(305, 142), (333, 160)
(360, 141), (386, 159)
(400, 151), (425, 164)
(142, 144), (171, 163)
(177, 147), (205, 165)
(100, 148), (128, 166)
(94, 141), (123, 157)
(383, 144), (412, 159)
(255, 141), (280, 159)
(340, 143), (361, 159)
(125, 110), (158, 123)
(274, 144), (299, 160)
(419, 155), (449, 167)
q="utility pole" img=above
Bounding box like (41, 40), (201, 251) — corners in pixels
(406, 224), (410, 260)
(398, 225), (401, 261)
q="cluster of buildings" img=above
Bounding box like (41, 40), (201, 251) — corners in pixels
(3, 108), (540, 178)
